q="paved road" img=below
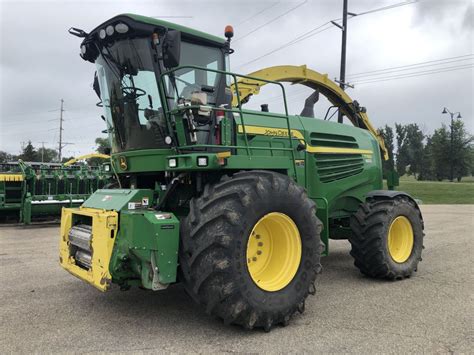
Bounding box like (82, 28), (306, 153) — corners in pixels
(1, 205), (473, 353)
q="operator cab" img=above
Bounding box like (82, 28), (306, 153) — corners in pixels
(71, 14), (232, 153)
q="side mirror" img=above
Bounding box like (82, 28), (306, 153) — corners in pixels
(93, 71), (101, 99)
(162, 30), (181, 68)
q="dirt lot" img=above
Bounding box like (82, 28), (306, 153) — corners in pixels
(1, 205), (473, 353)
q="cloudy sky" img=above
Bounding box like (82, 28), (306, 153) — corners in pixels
(0, 0), (472, 157)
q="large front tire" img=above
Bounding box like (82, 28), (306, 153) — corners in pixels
(179, 171), (322, 330)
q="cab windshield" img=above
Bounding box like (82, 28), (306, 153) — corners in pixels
(164, 42), (227, 108)
(96, 37), (167, 152)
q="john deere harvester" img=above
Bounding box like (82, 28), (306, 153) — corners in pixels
(62, 14), (424, 330)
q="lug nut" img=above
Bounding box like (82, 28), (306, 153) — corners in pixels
(252, 257), (257, 261)
(258, 242), (263, 246)
(257, 250), (262, 255)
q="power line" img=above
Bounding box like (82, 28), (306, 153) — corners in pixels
(2, 103), (96, 121)
(2, 117), (62, 128)
(2, 118), (53, 127)
(233, 0), (308, 43)
(235, 0), (418, 69)
(240, 62), (473, 106)
(237, 1), (281, 26)
(347, 54), (474, 78)
(1, 108), (59, 118)
(235, 22), (333, 68)
(353, 63), (474, 83)
(2, 105), (99, 127)
(356, 0), (418, 16)
(0, 127), (59, 135)
(352, 64), (474, 85)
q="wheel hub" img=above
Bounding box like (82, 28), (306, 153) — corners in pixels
(246, 212), (302, 292)
(387, 216), (414, 263)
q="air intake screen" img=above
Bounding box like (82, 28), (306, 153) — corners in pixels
(310, 132), (359, 149)
(315, 154), (364, 183)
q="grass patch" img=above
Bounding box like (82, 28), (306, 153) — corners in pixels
(395, 177), (474, 204)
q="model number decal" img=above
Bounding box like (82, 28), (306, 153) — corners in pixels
(160, 225), (175, 230)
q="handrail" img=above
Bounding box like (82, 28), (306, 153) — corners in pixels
(159, 65), (298, 177)
(177, 144), (294, 152)
(231, 65), (389, 160)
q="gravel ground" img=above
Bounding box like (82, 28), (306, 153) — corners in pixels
(0, 205), (473, 353)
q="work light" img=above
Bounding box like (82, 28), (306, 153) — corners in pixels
(115, 23), (129, 34)
(168, 158), (177, 168)
(106, 25), (114, 36)
(197, 157), (208, 167)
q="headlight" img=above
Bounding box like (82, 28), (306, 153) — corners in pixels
(80, 45), (87, 55)
(197, 157), (208, 167)
(104, 164), (110, 172)
(115, 23), (129, 34)
(106, 25), (114, 36)
(99, 29), (106, 39)
(168, 158), (177, 168)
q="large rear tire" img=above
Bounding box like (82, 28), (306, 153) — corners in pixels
(349, 196), (424, 280)
(179, 171), (322, 330)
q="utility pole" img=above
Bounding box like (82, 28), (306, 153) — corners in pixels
(57, 99), (73, 162)
(442, 107), (462, 182)
(332, 0), (357, 123)
(58, 99), (64, 162)
(339, 0), (348, 92)
(335, 0), (348, 123)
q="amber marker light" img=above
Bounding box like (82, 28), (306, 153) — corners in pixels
(224, 25), (234, 40)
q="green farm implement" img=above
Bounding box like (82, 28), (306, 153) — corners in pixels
(61, 14), (424, 330)
(0, 156), (111, 224)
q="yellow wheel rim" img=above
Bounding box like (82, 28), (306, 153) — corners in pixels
(387, 216), (414, 263)
(246, 212), (302, 292)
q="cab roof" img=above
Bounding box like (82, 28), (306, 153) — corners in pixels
(119, 13), (226, 46)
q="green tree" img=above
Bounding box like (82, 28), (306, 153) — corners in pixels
(430, 125), (450, 180)
(420, 136), (436, 181)
(395, 124), (409, 176)
(94, 137), (111, 154)
(429, 121), (473, 182)
(379, 125), (395, 177)
(87, 137), (111, 166)
(0, 151), (12, 163)
(37, 147), (58, 163)
(18, 141), (38, 162)
(450, 120), (473, 181)
(61, 156), (76, 164)
(470, 148), (474, 177)
(404, 124), (425, 179)
(394, 124), (426, 179)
